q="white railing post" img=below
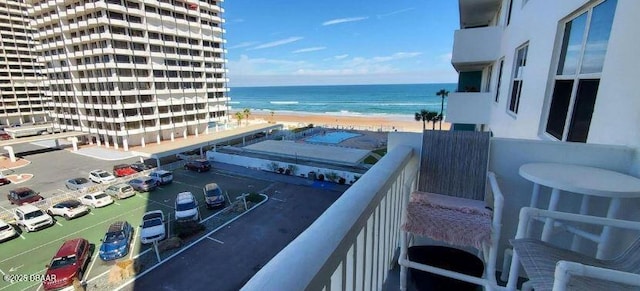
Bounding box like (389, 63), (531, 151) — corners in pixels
(241, 146), (417, 291)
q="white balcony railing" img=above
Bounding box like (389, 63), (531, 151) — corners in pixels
(243, 145), (419, 290)
(242, 132), (640, 290)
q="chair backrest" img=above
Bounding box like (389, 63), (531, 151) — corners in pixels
(417, 130), (490, 200)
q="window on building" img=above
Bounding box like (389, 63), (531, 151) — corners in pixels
(508, 44), (528, 114)
(545, 0), (617, 143)
(495, 59), (504, 103)
(506, 0), (514, 25)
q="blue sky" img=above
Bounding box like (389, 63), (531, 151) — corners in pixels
(222, 0), (460, 87)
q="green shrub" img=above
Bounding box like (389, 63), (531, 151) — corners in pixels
(245, 192), (265, 203)
(174, 221), (205, 239)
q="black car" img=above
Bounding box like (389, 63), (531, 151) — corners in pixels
(130, 162), (154, 172)
(184, 159), (211, 172)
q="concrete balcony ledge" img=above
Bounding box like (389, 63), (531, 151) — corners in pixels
(452, 26), (502, 71)
(446, 92), (492, 125)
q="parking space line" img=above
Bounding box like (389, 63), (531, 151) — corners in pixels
(206, 236), (224, 244)
(0, 204), (10, 212)
(57, 189), (67, 193)
(55, 221), (63, 226)
(0, 268), (4, 275)
(173, 180), (201, 189)
(130, 227), (139, 260)
(85, 247), (100, 281)
(114, 202), (121, 205)
(0, 204), (150, 264)
(135, 194), (174, 209)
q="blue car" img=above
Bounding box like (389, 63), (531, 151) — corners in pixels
(99, 221), (133, 261)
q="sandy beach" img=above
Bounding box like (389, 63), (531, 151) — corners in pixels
(232, 111), (450, 133)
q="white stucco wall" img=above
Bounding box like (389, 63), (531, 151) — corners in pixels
(206, 151), (363, 184)
(488, 0), (640, 153)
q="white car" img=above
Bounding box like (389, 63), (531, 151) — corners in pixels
(79, 192), (114, 208)
(46, 199), (90, 220)
(89, 169), (116, 184)
(14, 204), (54, 232)
(175, 192), (199, 222)
(140, 210), (166, 244)
(0, 219), (17, 242)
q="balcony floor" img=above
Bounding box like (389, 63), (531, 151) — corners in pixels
(383, 250), (526, 290)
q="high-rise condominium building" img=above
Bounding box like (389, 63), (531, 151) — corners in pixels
(0, 0), (50, 126)
(26, 0), (229, 150)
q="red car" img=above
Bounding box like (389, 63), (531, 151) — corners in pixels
(113, 164), (137, 177)
(42, 238), (91, 290)
(7, 187), (43, 205)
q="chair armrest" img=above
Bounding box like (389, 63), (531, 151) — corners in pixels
(552, 261), (640, 291)
(515, 207), (640, 240)
(487, 172), (504, 233)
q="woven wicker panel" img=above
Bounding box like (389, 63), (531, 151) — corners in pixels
(417, 130), (490, 201)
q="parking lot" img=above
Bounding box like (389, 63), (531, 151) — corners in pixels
(0, 143), (277, 291)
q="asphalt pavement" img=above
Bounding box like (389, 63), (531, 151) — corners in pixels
(121, 177), (343, 291)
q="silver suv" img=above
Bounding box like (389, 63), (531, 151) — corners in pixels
(175, 192), (199, 222)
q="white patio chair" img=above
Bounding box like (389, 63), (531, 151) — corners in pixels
(398, 130), (505, 290)
(507, 207), (640, 291)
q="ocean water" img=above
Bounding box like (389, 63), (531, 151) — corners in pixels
(228, 83), (457, 118)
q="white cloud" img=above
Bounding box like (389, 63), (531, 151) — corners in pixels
(225, 51), (456, 87)
(322, 17), (368, 26)
(228, 42), (258, 50)
(249, 37), (304, 50)
(377, 8), (415, 18)
(347, 52), (423, 66)
(292, 47), (327, 54)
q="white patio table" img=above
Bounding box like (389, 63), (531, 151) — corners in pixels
(519, 162), (640, 258)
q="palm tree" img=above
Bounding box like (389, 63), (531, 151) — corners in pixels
(242, 108), (251, 125)
(436, 89), (449, 130)
(415, 109), (439, 130)
(234, 112), (244, 126)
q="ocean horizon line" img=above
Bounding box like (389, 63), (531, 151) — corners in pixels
(228, 82), (457, 89)
(230, 108), (422, 121)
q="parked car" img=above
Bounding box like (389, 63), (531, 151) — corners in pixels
(127, 177), (158, 192)
(175, 192), (199, 222)
(140, 210), (165, 244)
(113, 164), (137, 177)
(14, 204), (54, 232)
(0, 173), (10, 186)
(203, 183), (225, 209)
(42, 238), (91, 291)
(149, 170), (173, 185)
(184, 159), (211, 172)
(0, 219), (17, 242)
(79, 192), (114, 208)
(130, 162), (153, 172)
(89, 169), (116, 184)
(47, 199), (90, 220)
(105, 183), (136, 199)
(7, 187), (43, 205)
(99, 221), (133, 261)
(65, 177), (92, 191)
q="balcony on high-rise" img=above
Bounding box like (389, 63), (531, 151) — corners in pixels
(452, 26), (502, 71)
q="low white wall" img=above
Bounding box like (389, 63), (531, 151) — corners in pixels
(207, 151), (362, 184)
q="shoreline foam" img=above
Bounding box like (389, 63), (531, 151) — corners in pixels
(232, 110), (450, 133)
